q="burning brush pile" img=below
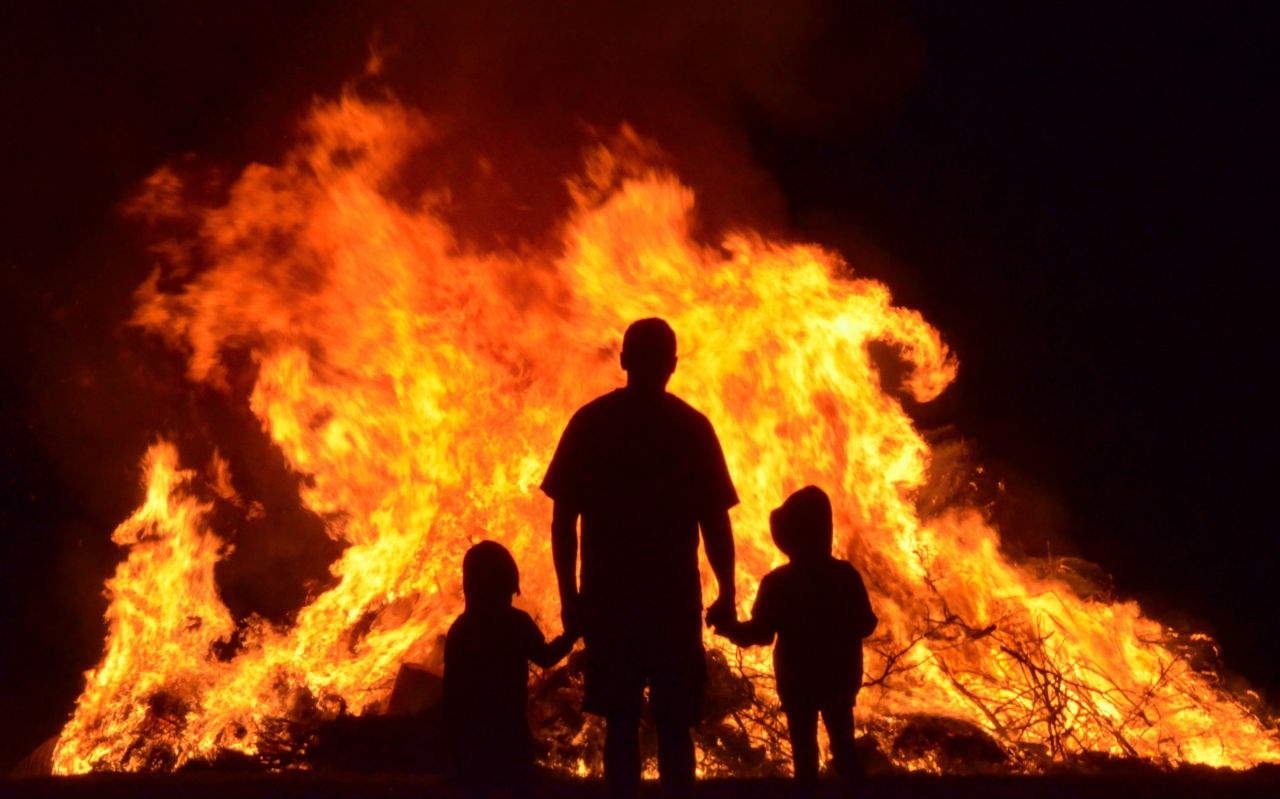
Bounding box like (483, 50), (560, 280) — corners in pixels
(48, 92), (1280, 778)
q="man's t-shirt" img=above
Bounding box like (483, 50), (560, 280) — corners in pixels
(541, 388), (739, 633)
(749, 557), (877, 711)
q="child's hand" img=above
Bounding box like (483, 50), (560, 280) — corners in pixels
(711, 617), (744, 644)
(705, 596), (736, 629)
(713, 618), (772, 648)
(544, 633), (575, 666)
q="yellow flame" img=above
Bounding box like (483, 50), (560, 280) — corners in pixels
(53, 92), (1279, 774)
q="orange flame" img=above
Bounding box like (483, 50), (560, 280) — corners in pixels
(53, 92), (1279, 774)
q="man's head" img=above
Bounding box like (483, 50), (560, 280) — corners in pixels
(770, 485), (834, 563)
(621, 318), (677, 392)
(462, 540), (520, 608)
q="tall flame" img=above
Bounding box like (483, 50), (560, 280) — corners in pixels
(53, 93), (1279, 774)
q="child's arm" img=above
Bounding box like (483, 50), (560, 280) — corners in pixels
(713, 575), (778, 647)
(849, 567), (878, 639)
(518, 613), (577, 669)
(716, 615), (774, 647)
(532, 632), (576, 668)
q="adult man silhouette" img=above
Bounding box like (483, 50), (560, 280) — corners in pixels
(542, 318), (738, 796)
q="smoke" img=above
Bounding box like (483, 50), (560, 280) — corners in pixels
(351, 0), (924, 247)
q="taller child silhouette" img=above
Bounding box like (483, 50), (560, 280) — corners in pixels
(542, 318), (738, 796)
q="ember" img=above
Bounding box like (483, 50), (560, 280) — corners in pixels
(50, 91), (1279, 776)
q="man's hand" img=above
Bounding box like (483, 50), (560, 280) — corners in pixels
(700, 509), (736, 631)
(560, 591), (583, 639)
(705, 592), (736, 629)
(710, 616), (748, 646)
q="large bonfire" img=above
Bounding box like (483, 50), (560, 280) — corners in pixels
(51, 92), (1279, 775)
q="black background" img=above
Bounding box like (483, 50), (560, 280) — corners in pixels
(1, 1), (1276, 770)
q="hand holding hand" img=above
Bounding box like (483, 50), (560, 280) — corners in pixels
(546, 632), (576, 664)
(705, 593), (736, 630)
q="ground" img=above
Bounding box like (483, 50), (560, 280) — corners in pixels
(4, 768), (1280, 799)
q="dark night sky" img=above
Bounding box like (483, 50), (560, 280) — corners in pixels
(1, 1), (1277, 770)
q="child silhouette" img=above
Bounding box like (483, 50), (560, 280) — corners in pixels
(443, 540), (575, 793)
(714, 486), (877, 788)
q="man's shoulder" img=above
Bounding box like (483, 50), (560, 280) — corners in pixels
(661, 392), (713, 425)
(572, 389), (712, 428)
(569, 389), (627, 423)
(649, 393), (718, 443)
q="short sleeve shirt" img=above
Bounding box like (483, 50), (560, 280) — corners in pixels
(541, 389), (738, 626)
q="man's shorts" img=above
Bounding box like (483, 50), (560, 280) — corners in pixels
(581, 612), (706, 727)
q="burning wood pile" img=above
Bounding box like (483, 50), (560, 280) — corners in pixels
(47, 93), (1279, 778)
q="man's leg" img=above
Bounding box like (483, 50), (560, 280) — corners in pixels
(587, 632), (645, 797)
(650, 628), (704, 796)
(655, 718), (695, 796)
(785, 708), (820, 790)
(604, 709), (642, 798)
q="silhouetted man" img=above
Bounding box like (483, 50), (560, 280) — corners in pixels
(542, 318), (738, 796)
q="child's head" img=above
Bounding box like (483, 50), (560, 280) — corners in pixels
(462, 540), (520, 608)
(770, 485), (833, 562)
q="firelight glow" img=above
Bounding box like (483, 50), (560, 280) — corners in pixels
(52, 93), (1280, 774)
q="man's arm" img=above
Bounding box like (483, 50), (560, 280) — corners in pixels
(551, 498), (582, 637)
(701, 508), (736, 627)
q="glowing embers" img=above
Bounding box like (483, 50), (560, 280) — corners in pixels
(53, 94), (1280, 775)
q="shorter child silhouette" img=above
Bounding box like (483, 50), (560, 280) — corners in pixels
(714, 486), (877, 789)
(443, 541), (574, 793)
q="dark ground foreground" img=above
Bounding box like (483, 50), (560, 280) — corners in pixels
(4, 769), (1279, 799)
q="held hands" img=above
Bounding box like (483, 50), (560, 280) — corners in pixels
(705, 592), (736, 631)
(707, 594), (762, 647)
(711, 617), (753, 647)
(543, 593), (581, 669)
(546, 632), (576, 664)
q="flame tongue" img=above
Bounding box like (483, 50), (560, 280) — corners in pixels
(53, 94), (1279, 774)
